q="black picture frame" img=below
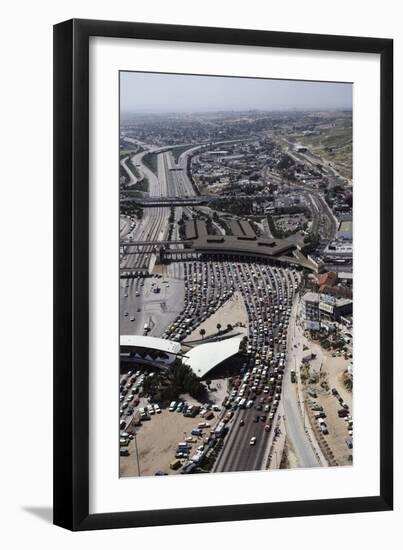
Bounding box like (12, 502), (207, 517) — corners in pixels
(53, 18), (393, 531)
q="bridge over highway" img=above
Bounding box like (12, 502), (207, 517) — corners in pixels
(120, 194), (274, 207)
(120, 239), (187, 247)
(120, 196), (206, 207)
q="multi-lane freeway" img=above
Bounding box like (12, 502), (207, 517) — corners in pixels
(120, 150), (170, 273)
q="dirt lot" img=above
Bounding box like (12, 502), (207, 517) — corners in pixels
(120, 409), (215, 477)
(304, 350), (353, 466)
(187, 291), (248, 340)
(291, 300), (353, 466)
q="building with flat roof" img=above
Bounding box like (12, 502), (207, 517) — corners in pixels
(338, 272), (353, 283)
(302, 292), (353, 329)
(302, 292), (320, 330)
(323, 239), (353, 263)
(184, 219), (208, 240)
(189, 234), (316, 271)
(228, 219), (256, 239)
(337, 218), (353, 241)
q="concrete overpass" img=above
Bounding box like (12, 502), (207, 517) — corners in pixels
(120, 194), (275, 207)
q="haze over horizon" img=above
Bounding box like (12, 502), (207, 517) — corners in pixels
(120, 71), (352, 114)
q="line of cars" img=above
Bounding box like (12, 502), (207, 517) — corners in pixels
(119, 369), (163, 453)
(162, 259), (300, 346)
(168, 399), (219, 420)
(119, 369), (144, 423)
(215, 262), (300, 455)
(162, 260), (235, 341)
(162, 259), (300, 460)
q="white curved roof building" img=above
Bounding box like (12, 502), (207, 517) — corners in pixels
(183, 336), (243, 378)
(120, 334), (242, 377)
(120, 334), (181, 355)
(120, 335), (181, 366)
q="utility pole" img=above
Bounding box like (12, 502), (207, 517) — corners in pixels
(133, 428), (141, 477)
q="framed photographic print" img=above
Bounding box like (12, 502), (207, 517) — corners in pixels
(53, 19), (393, 530)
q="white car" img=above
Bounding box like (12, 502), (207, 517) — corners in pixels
(250, 437), (257, 446)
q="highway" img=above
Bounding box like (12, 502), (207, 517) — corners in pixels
(213, 405), (272, 472)
(120, 150), (169, 273)
(120, 155), (139, 186)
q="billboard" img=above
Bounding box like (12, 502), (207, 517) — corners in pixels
(319, 301), (334, 314)
(305, 320), (320, 331)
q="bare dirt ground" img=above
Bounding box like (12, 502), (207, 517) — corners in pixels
(206, 379), (229, 406)
(314, 390), (352, 466)
(280, 438), (299, 470)
(290, 300), (353, 466)
(120, 409), (215, 477)
(267, 413), (286, 469)
(187, 291), (248, 340)
(303, 346), (353, 466)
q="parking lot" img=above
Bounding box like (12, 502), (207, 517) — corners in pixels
(120, 408), (215, 477)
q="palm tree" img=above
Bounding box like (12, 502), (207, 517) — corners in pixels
(199, 328), (206, 339)
(227, 323), (233, 332)
(216, 323), (222, 334)
(239, 335), (249, 354)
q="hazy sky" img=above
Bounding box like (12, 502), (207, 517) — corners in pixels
(120, 71), (352, 114)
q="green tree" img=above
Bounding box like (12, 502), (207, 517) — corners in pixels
(200, 328), (206, 339)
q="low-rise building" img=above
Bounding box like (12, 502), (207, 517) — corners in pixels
(319, 295), (353, 322)
(303, 291), (353, 329)
(302, 292), (320, 330)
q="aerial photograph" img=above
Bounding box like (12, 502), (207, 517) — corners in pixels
(119, 72), (353, 477)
